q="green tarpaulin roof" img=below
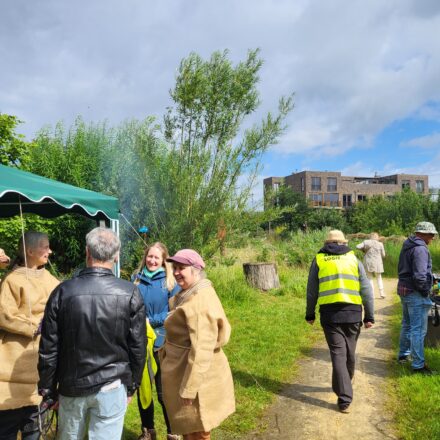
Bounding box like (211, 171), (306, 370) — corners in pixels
(0, 164), (119, 221)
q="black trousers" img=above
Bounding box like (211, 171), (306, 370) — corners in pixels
(138, 350), (172, 433)
(0, 405), (40, 440)
(322, 322), (361, 406)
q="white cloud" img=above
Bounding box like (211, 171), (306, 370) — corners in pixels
(401, 132), (440, 148)
(0, 0), (439, 158)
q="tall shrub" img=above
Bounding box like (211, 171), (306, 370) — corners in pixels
(161, 49), (293, 254)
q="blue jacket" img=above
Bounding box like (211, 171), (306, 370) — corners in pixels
(132, 270), (180, 349)
(398, 236), (433, 296)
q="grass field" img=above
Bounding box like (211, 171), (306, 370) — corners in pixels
(122, 241), (319, 439)
(387, 278), (440, 439)
(121, 232), (440, 439)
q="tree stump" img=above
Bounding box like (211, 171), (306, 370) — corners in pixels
(243, 262), (280, 291)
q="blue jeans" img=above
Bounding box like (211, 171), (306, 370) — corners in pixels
(398, 292), (432, 369)
(58, 384), (127, 440)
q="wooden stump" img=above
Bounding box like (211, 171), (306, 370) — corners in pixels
(243, 262), (280, 291)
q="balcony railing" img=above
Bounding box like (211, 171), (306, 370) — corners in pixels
(310, 200), (342, 207)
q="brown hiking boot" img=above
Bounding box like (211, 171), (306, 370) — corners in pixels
(138, 428), (157, 440)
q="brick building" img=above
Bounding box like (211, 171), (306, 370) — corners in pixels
(264, 171), (429, 208)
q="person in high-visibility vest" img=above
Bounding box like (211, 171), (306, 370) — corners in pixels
(305, 230), (374, 414)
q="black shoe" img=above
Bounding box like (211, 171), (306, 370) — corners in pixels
(412, 364), (436, 375)
(339, 404), (350, 413)
(398, 355), (409, 364)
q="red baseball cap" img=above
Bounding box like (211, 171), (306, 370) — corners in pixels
(167, 249), (205, 270)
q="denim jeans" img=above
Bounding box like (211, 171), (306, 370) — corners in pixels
(398, 291), (433, 369)
(58, 383), (127, 440)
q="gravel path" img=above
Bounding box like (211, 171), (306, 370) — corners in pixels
(248, 278), (399, 440)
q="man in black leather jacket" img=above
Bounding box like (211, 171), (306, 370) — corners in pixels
(38, 227), (146, 439)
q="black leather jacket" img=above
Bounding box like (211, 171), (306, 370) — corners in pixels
(38, 267), (146, 397)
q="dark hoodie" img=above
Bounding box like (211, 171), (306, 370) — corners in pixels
(398, 235), (433, 296)
(305, 243), (374, 324)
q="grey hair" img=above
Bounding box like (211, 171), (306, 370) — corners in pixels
(86, 227), (120, 262)
(190, 267), (206, 279)
(16, 231), (48, 264)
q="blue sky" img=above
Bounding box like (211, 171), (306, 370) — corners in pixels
(1, 0), (440, 204)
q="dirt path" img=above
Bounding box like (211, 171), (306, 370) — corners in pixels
(249, 278), (399, 440)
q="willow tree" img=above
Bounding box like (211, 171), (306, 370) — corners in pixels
(161, 49), (294, 253)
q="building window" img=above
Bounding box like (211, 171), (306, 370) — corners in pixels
(301, 177), (305, 192)
(309, 193), (322, 206)
(324, 193), (339, 206)
(402, 180), (410, 189)
(273, 183), (280, 192)
(416, 180), (424, 193)
(327, 177), (337, 191)
(343, 194), (352, 207)
(357, 194), (366, 202)
(311, 177), (321, 191)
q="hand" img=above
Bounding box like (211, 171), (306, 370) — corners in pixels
(40, 394), (58, 411)
(306, 320), (315, 325)
(33, 319), (43, 337)
(364, 322), (374, 329)
(182, 398), (194, 406)
(127, 396), (133, 405)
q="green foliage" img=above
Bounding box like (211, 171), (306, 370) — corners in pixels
(0, 113), (34, 167)
(269, 185), (310, 232)
(256, 246), (270, 262)
(346, 189), (439, 235)
(265, 184), (347, 234)
(307, 207), (346, 231)
(276, 229), (328, 267)
(162, 49), (293, 254)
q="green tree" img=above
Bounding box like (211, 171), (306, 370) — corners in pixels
(162, 49), (294, 253)
(28, 116), (167, 272)
(346, 189), (435, 235)
(0, 114), (34, 167)
(266, 184), (310, 232)
(308, 207), (346, 231)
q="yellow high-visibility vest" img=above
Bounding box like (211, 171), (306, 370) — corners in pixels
(316, 251), (362, 305)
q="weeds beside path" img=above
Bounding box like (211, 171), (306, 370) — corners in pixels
(249, 278), (399, 440)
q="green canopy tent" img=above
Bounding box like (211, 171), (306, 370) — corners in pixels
(0, 164), (121, 275)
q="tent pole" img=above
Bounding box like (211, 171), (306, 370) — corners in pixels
(111, 219), (121, 278)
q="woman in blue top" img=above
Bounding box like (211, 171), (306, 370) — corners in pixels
(133, 242), (180, 440)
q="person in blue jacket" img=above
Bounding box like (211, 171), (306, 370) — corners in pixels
(397, 221), (438, 375)
(132, 242), (180, 440)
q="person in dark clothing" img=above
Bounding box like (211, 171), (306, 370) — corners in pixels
(132, 242), (180, 440)
(397, 221), (438, 374)
(306, 230), (374, 413)
(38, 227), (146, 440)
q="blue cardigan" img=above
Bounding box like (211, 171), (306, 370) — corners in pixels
(132, 270), (180, 348)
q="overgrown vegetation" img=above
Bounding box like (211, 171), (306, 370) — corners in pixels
(269, 184), (440, 239)
(121, 235), (321, 439)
